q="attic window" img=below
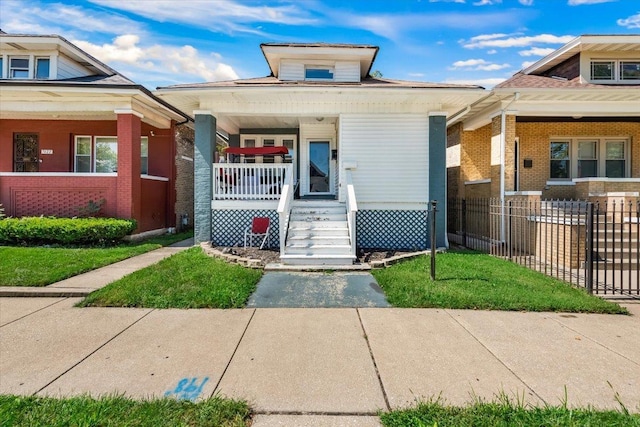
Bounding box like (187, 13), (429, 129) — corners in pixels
(9, 57), (29, 78)
(620, 61), (640, 80)
(305, 66), (334, 81)
(591, 61), (614, 81)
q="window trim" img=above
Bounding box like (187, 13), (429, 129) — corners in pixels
(74, 135), (93, 173)
(549, 137), (630, 180)
(590, 59), (640, 83)
(35, 57), (50, 79)
(74, 135), (148, 174)
(9, 56), (30, 79)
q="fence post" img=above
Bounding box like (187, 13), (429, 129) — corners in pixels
(508, 199), (513, 260)
(430, 200), (437, 281)
(585, 202), (594, 294)
(462, 199), (467, 248)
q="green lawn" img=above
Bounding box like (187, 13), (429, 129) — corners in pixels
(0, 394), (250, 427)
(381, 398), (639, 427)
(78, 247), (262, 309)
(372, 250), (627, 314)
(0, 231), (192, 287)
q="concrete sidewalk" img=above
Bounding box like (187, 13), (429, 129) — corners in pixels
(0, 238), (193, 297)
(1, 298), (639, 426)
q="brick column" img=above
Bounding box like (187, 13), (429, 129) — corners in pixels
(429, 112), (447, 248)
(194, 111), (216, 243)
(115, 110), (142, 226)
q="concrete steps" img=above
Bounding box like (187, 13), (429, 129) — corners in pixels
(281, 201), (355, 266)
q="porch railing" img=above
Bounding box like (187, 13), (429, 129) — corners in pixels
(276, 169), (295, 256)
(448, 198), (640, 297)
(345, 170), (358, 257)
(213, 164), (290, 200)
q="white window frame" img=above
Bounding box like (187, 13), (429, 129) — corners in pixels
(35, 57), (50, 79)
(9, 56), (30, 79)
(73, 135), (148, 173)
(549, 137), (630, 180)
(590, 59), (640, 83)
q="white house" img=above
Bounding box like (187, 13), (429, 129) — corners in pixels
(155, 43), (485, 265)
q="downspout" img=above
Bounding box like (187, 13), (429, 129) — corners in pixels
(500, 92), (520, 242)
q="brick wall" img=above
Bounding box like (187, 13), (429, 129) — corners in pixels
(0, 175), (118, 217)
(452, 119), (640, 200)
(174, 124), (194, 231)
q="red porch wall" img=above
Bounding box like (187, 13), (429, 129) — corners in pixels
(0, 175), (118, 218)
(140, 178), (168, 232)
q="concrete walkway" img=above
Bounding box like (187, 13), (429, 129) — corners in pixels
(0, 238), (193, 297)
(1, 298), (639, 426)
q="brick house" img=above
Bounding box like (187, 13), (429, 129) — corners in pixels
(0, 33), (192, 232)
(447, 35), (640, 205)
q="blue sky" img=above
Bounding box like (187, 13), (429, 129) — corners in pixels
(1, 0), (639, 89)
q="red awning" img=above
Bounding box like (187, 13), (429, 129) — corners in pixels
(224, 146), (289, 155)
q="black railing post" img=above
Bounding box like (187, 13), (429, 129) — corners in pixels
(585, 202), (594, 294)
(462, 199), (468, 248)
(431, 200), (437, 281)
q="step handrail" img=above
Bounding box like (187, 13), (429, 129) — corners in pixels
(276, 165), (295, 257)
(345, 170), (358, 258)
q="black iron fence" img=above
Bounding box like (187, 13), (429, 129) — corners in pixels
(448, 198), (640, 297)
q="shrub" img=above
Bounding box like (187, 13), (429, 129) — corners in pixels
(0, 217), (137, 245)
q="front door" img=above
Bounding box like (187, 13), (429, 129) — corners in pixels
(308, 140), (332, 195)
(14, 133), (39, 172)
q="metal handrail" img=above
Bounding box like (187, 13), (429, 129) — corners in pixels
(345, 170), (358, 257)
(276, 166), (294, 256)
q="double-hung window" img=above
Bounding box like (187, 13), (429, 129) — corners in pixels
(35, 57), (50, 79)
(9, 56), (29, 78)
(550, 138), (629, 180)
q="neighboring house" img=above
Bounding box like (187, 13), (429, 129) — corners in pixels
(155, 43), (485, 264)
(0, 33), (192, 233)
(447, 34), (640, 205)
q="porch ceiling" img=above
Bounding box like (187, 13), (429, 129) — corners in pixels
(0, 86), (184, 129)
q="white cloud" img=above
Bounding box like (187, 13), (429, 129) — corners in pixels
(408, 72), (426, 77)
(487, 49), (498, 54)
(429, 0), (466, 3)
(521, 61), (536, 68)
(74, 34), (239, 84)
(0, 0), (143, 36)
(568, 0), (615, 5)
(617, 13), (640, 28)
(450, 58), (510, 71)
(519, 47), (555, 56)
(473, 0), (502, 5)
(519, 0), (534, 5)
(90, 0), (316, 36)
(445, 77), (507, 88)
(463, 33), (575, 49)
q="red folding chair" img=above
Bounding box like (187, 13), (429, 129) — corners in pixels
(244, 217), (270, 249)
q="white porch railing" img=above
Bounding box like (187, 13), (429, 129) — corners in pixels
(345, 170), (358, 257)
(277, 169), (295, 256)
(213, 164), (291, 200)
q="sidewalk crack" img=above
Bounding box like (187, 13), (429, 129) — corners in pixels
(356, 308), (391, 411)
(211, 308), (256, 396)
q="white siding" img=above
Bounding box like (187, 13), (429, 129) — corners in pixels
(334, 61), (360, 82)
(339, 114), (429, 206)
(279, 60), (304, 81)
(57, 53), (92, 79)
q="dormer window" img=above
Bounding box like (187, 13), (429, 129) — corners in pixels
(590, 59), (640, 83)
(305, 66), (334, 81)
(9, 57), (29, 78)
(35, 57), (50, 79)
(620, 61), (640, 80)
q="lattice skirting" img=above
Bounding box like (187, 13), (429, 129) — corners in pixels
(356, 209), (429, 250)
(212, 209), (280, 248)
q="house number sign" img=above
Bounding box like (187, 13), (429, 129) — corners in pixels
(41, 149), (53, 155)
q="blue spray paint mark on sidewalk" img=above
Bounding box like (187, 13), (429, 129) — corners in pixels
(164, 376), (209, 401)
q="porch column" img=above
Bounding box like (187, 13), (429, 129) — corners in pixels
(194, 111), (216, 243)
(115, 110), (142, 226)
(429, 112), (447, 248)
